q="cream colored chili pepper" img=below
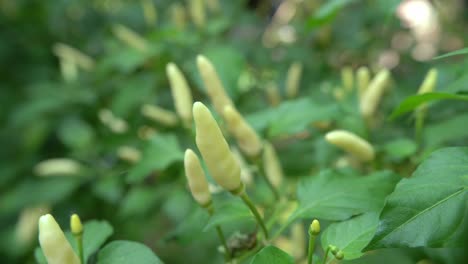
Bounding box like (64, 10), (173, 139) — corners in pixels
(285, 62), (303, 99)
(170, 3), (187, 30)
(166, 63), (193, 126)
(188, 0), (205, 28)
(16, 205), (49, 246)
(193, 102), (242, 192)
(265, 82), (281, 106)
(112, 24), (149, 52)
(357, 66), (370, 99)
(117, 146), (141, 164)
(341, 66), (354, 92)
(141, 0), (157, 26)
(53, 43), (95, 71)
(184, 149), (212, 206)
(262, 142), (284, 188)
(38, 214), (80, 264)
(359, 69), (391, 118)
(196, 55), (233, 115)
(417, 68), (438, 94)
(223, 105), (262, 158)
(205, 0), (220, 12)
(325, 130), (375, 161)
(34, 158), (82, 177)
(141, 104), (179, 127)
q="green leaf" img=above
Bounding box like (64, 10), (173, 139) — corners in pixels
(111, 74), (155, 116)
(97, 240), (163, 264)
(0, 177), (82, 214)
(342, 248), (415, 264)
(58, 117), (95, 150)
(246, 98), (339, 137)
(306, 0), (355, 30)
(423, 113), (468, 147)
(433, 47), (468, 60)
(126, 134), (183, 183)
(118, 186), (162, 217)
(82, 220), (114, 262)
(165, 207), (210, 244)
(389, 92), (468, 119)
(204, 199), (256, 231)
(382, 138), (417, 161)
(321, 212), (379, 260)
(292, 170), (400, 221)
(250, 246), (294, 264)
(366, 147), (468, 249)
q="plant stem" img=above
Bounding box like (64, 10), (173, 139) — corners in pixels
(240, 192), (269, 239)
(207, 207), (231, 261)
(323, 246), (331, 264)
(307, 234), (317, 264)
(73, 233), (84, 264)
(415, 108), (425, 144)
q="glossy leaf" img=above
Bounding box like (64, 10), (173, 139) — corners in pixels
(97, 240), (163, 264)
(389, 92), (468, 119)
(306, 0), (355, 30)
(204, 199), (255, 231)
(366, 147), (468, 249)
(433, 47), (468, 60)
(126, 134), (183, 183)
(321, 212), (379, 260)
(250, 246), (294, 264)
(246, 98), (339, 137)
(82, 220), (114, 262)
(292, 170), (400, 221)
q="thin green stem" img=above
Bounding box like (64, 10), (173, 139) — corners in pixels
(240, 192), (269, 239)
(415, 108), (426, 145)
(323, 246), (331, 264)
(73, 233), (84, 264)
(207, 207), (230, 261)
(215, 226), (230, 260)
(308, 234), (317, 264)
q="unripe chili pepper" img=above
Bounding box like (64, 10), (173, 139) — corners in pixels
(262, 142), (284, 188)
(170, 3), (187, 30)
(16, 205), (49, 246)
(111, 24), (149, 52)
(184, 149), (212, 207)
(193, 102), (242, 193)
(418, 68), (437, 94)
(359, 69), (391, 118)
(357, 66), (370, 99)
(196, 55), (233, 115)
(34, 158), (82, 177)
(285, 62), (303, 99)
(141, 104), (179, 127)
(117, 146), (141, 164)
(341, 66), (354, 92)
(188, 0), (205, 28)
(166, 62), (193, 126)
(223, 105), (262, 158)
(38, 214), (80, 264)
(325, 130), (375, 162)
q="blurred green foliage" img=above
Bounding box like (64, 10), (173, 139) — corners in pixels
(1, 0), (467, 263)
